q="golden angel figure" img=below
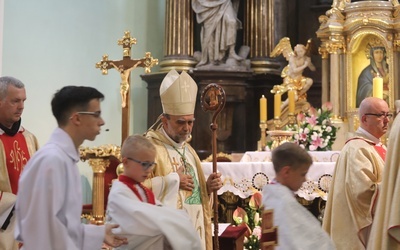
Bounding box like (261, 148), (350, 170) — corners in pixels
(270, 37), (316, 110)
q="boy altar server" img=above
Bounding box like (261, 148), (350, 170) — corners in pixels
(262, 143), (335, 250)
(106, 134), (202, 250)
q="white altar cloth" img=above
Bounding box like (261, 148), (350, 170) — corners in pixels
(240, 151), (341, 163)
(201, 162), (335, 201)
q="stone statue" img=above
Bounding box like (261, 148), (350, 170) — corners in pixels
(110, 61), (141, 108)
(192, 0), (243, 67)
(271, 37), (316, 109)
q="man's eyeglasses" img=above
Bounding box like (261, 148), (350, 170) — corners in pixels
(76, 111), (102, 118)
(364, 112), (393, 119)
(127, 157), (156, 170)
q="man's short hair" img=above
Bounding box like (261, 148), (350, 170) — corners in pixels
(51, 86), (104, 125)
(271, 142), (312, 173)
(0, 76), (25, 100)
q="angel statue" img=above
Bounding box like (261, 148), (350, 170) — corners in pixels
(270, 37), (316, 110)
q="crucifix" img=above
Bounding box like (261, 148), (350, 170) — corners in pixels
(95, 31), (158, 143)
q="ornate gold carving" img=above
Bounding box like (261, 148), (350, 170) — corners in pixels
(318, 47), (329, 59)
(80, 144), (121, 161)
(117, 31), (137, 58)
(326, 35), (346, 54)
(88, 158), (110, 173)
(266, 130), (295, 150)
(202, 152), (232, 162)
(143, 52), (158, 73)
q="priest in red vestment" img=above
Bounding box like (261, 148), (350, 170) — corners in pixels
(0, 76), (38, 250)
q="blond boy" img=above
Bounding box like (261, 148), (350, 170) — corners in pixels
(106, 135), (202, 250)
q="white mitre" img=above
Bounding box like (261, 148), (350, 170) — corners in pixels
(160, 70), (198, 115)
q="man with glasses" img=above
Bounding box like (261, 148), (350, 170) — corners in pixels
(15, 86), (127, 250)
(0, 76), (38, 250)
(144, 70), (222, 250)
(323, 97), (390, 249)
(106, 134), (202, 249)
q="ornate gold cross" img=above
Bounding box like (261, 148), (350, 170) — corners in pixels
(95, 31), (158, 143)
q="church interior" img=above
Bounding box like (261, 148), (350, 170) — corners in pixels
(2, 0), (400, 249)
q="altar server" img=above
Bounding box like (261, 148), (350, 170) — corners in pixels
(106, 134), (202, 250)
(15, 86), (127, 250)
(323, 97), (390, 249)
(262, 142), (335, 250)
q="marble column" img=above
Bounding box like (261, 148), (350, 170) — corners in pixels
(244, 0), (287, 74)
(159, 0), (197, 72)
(319, 46), (330, 104)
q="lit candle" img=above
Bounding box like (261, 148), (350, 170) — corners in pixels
(260, 95), (267, 122)
(274, 93), (281, 118)
(373, 74), (383, 99)
(288, 90), (295, 114)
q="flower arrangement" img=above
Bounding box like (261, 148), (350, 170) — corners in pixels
(233, 192), (263, 250)
(287, 102), (338, 151)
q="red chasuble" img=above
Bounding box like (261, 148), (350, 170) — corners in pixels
(119, 175), (156, 205)
(0, 132), (31, 194)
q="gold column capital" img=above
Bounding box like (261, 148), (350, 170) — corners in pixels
(318, 47), (329, 59)
(88, 158), (110, 173)
(326, 35), (346, 54)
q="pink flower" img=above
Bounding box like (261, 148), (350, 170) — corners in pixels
(299, 132), (307, 141)
(305, 115), (317, 126)
(252, 226), (262, 240)
(309, 107), (318, 117)
(322, 102), (333, 112)
(249, 192), (262, 210)
(297, 112), (305, 122)
(233, 207), (248, 225)
(311, 133), (324, 149)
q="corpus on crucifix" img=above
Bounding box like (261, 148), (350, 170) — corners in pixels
(96, 31), (158, 143)
(109, 61), (141, 108)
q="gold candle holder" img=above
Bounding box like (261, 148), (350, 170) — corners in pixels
(258, 121), (267, 151)
(273, 117), (282, 130)
(288, 113), (296, 125)
(331, 114), (343, 124)
(267, 130), (295, 150)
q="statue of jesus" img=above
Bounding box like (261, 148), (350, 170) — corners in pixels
(110, 61), (141, 108)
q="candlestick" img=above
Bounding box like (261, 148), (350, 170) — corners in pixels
(258, 121), (267, 151)
(260, 95), (267, 122)
(288, 90), (295, 114)
(274, 93), (281, 118)
(373, 74), (383, 99)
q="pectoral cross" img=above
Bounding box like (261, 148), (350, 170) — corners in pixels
(171, 157), (180, 171)
(95, 31), (158, 143)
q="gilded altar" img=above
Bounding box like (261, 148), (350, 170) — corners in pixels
(317, 0), (400, 136)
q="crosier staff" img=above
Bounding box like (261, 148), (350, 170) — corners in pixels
(201, 83), (226, 250)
